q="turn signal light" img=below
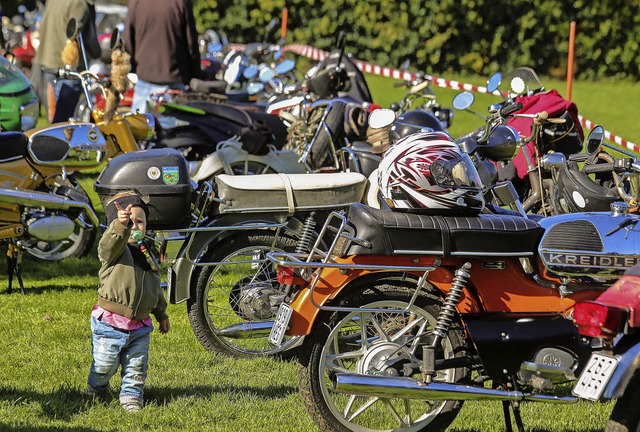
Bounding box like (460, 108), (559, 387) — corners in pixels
(573, 301), (626, 338)
(276, 266), (306, 286)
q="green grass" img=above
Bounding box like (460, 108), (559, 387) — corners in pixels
(0, 75), (631, 431)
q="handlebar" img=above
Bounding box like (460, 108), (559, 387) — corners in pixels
(582, 163), (615, 174)
(499, 101), (523, 117)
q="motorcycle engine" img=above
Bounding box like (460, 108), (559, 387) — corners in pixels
(517, 347), (578, 390)
(25, 211), (75, 241)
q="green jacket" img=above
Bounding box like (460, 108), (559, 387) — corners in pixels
(97, 220), (168, 322)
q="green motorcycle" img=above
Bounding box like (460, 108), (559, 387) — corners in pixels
(0, 55), (38, 131)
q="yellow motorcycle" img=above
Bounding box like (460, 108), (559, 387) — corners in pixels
(0, 123), (107, 293)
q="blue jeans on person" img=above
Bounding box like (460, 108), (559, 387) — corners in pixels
(131, 78), (186, 113)
(87, 315), (153, 405)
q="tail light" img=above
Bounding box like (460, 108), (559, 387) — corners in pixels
(276, 266), (306, 286)
(573, 301), (626, 338)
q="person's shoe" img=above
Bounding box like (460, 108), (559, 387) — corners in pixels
(122, 401), (142, 413)
(87, 385), (110, 400)
(120, 396), (143, 413)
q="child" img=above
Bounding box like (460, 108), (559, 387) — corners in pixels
(87, 192), (170, 413)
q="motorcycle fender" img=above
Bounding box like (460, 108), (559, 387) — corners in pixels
(286, 258), (480, 336)
(603, 340), (640, 399)
(167, 213), (291, 304)
(190, 152), (225, 182)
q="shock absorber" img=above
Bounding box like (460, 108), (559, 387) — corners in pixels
(295, 212), (317, 256)
(423, 262), (471, 383)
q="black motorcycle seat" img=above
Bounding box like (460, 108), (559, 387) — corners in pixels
(0, 132), (28, 163)
(344, 203), (543, 257)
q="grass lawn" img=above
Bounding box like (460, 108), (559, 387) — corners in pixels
(0, 74), (632, 431)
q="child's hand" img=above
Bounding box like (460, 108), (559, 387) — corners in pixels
(159, 318), (170, 334)
(114, 201), (133, 226)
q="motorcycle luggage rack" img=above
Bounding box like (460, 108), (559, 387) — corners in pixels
(266, 210), (440, 314)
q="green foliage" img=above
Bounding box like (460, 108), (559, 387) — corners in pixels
(192, 0), (640, 80)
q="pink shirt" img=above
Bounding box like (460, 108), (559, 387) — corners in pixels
(91, 305), (152, 331)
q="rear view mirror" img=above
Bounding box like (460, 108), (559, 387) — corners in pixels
(586, 125), (605, 155)
(110, 28), (122, 50)
(486, 73), (502, 94)
(66, 18), (78, 39)
(368, 109), (395, 129)
(452, 91), (474, 111)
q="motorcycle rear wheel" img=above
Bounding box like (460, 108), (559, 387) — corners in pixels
(27, 179), (97, 261)
(187, 231), (301, 358)
(606, 370), (640, 432)
(298, 279), (468, 432)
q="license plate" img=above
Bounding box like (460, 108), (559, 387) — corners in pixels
(269, 303), (293, 346)
(572, 353), (618, 401)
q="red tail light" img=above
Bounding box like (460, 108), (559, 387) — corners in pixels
(276, 266), (306, 286)
(573, 301), (626, 338)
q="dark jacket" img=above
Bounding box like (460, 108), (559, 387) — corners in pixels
(123, 0), (201, 85)
(97, 220), (168, 322)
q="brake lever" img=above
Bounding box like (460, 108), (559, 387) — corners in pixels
(605, 218), (638, 237)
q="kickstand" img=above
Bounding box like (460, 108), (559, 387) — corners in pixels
(6, 243), (25, 295)
(502, 400), (525, 432)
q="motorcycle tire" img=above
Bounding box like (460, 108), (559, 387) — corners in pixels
(307, 102), (346, 170)
(27, 178), (97, 261)
(298, 277), (468, 432)
(187, 231), (301, 358)
(606, 370), (640, 432)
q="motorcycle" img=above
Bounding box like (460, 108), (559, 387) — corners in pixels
(0, 123), (106, 287)
(572, 262), (640, 432)
(259, 122), (640, 432)
(0, 53), (38, 131)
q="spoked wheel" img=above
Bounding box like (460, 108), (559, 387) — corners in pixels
(298, 280), (468, 432)
(26, 179), (97, 261)
(216, 159), (279, 176)
(187, 231), (301, 358)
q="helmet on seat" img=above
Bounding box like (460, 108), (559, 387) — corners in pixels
(378, 132), (485, 214)
(389, 110), (446, 143)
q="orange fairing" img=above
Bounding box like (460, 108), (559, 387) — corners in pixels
(285, 255), (476, 336)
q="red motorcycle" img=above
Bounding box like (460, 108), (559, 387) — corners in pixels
(573, 265), (640, 431)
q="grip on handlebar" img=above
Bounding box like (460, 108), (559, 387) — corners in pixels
(499, 102), (523, 117)
(582, 163), (615, 174)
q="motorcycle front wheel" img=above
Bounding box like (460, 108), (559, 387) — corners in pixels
(298, 279), (468, 432)
(27, 179), (97, 261)
(187, 231), (301, 358)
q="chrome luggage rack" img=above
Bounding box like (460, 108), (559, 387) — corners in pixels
(266, 210), (440, 314)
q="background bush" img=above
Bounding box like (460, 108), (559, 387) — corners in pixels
(4, 0), (639, 80)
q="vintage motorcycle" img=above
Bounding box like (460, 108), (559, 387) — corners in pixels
(0, 123), (106, 290)
(258, 122), (640, 432)
(573, 262), (640, 432)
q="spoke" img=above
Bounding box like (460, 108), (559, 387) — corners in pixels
(259, 164), (270, 174)
(366, 312), (393, 343)
(344, 396), (379, 422)
(408, 319), (430, 355)
(389, 315), (426, 343)
(381, 398), (409, 427)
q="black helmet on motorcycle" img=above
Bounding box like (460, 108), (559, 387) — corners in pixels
(389, 110), (446, 144)
(553, 164), (621, 213)
(378, 131), (485, 214)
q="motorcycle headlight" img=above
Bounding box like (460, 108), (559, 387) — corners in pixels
(20, 98), (39, 131)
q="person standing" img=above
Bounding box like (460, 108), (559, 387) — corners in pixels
(124, 0), (201, 113)
(31, 0), (100, 123)
(87, 192), (170, 413)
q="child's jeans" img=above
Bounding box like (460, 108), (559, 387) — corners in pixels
(88, 315), (153, 405)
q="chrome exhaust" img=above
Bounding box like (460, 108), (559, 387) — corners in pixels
(216, 321), (273, 339)
(333, 374), (576, 404)
(0, 186), (99, 229)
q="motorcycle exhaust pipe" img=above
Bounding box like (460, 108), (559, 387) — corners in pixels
(216, 321), (273, 339)
(0, 187), (99, 228)
(333, 374), (576, 404)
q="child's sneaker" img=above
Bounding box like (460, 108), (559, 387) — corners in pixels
(87, 384), (110, 400)
(120, 396), (143, 413)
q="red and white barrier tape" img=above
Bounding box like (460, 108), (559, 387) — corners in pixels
(236, 43), (640, 153)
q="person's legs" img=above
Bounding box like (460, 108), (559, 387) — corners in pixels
(52, 80), (83, 123)
(118, 324), (153, 412)
(87, 316), (126, 396)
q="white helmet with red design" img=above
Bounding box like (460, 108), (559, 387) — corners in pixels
(378, 131), (485, 213)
